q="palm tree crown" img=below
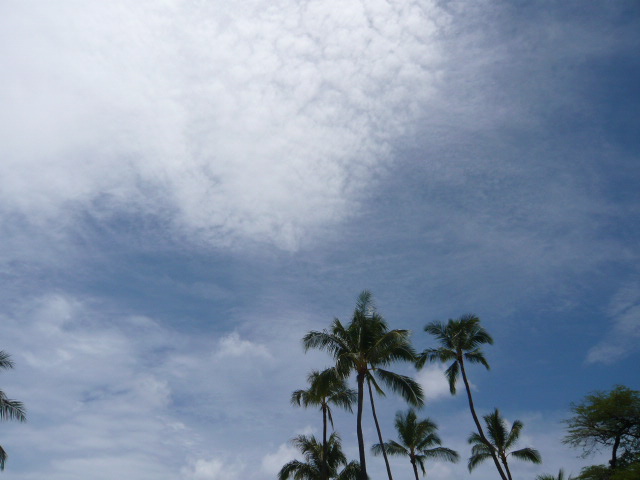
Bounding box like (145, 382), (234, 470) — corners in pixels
(291, 368), (356, 428)
(303, 291), (424, 480)
(372, 409), (459, 480)
(468, 409), (542, 480)
(417, 314), (493, 394)
(278, 433), (360, 480)
(291, 368), (356, 480)
(417, 314), (508, 480)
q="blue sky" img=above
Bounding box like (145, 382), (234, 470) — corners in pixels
(0, 1), (639, 479)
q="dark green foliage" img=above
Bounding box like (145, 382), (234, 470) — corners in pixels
(418, 314), (510, 480)
(468, 408), (541, 480)
(536, 469), (574, 480)
(304, 291), (424, 480)
(278, 433), (360, 480)
(372, 409), (458, 480)
(0, 351), (26, 470)
(417, 314), (493, 395)
(563, 385), (640, 470)
(292, 368), (356, 480)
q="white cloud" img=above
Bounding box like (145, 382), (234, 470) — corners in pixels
(0, 0), (448, 251)
(261, 443), (299, 476)
(416, 365), (460, 402)
(181, 458), (244, 480)
(214, 332), (272, 359)
(587, 282), (640, 364)
(181, 458), (246, 480)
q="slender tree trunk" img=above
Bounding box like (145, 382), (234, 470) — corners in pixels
(501, 454), (513, 480)
(322, 404), (329, 480)
(356, 370), (368, 480)
(459, 356), (508, 480)
(610, 435), (621, 469)
(367, 376), (394, 480)
(410, 456), (420, 480)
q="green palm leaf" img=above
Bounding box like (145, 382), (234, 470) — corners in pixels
(510, 447), (542, 464)
(374, 368), (423, 407)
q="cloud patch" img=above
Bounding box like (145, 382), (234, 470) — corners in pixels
(587, 282), (640, 364)
(416, 365), (458, 402)
(0, 0), (448, 251)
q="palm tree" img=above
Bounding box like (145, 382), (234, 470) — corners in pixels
(291, 368), (357, 480)
(468, 409), (542, 480)
(536, 469), (574, 480)
(0, 351), (26, 470)
(278, 432), (360, 480)
(304, 291), (424, 480)
(416, 314), (507, 480)
(372, 409), (459, 480)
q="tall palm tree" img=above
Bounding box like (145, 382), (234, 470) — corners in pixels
(278, 432), (360, 480)
(372, 409), (459, 480)
(416, 314), (507, 480)
(468, 409), (542, 480)
(291, 368), (357, 480)
(304, 291), (424, 480)
(0, 351), (26, 470)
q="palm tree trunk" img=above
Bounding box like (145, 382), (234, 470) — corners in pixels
(459, 357), (508, 480)
(501, 454), (513, 480)
(367, 376), (394, 480)
(410, 457), (420, 480)
(322, 404), (329, 480)
(356, 370), (368, 480)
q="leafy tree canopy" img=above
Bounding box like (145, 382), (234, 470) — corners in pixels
(563, 385), (640, 470)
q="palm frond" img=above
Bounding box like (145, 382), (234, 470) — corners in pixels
(330, 388), (357, 413)
(416, 347), (456, 369)
(303, 329), (344, 358)
(421, 446), (460, 463)
(368, 330), (415, 365)
(336, 461), (361, 480)
(444, 361), (460, 395)
(326, 405), (335, 429)
(367, 373), (386, 397)
(536, 468), (572, 480)
(0, 352), (14, 371)
(372, 440), (408, 457)
(355, 290), (375, 316)
(505, 420), (523, 450)
(484, 409), (508, 449)
(291, 389), (309, 407)
(468, 451), (493, 472)
(463, 349), (491, 370)
(374, 368), (424, 407)
(424, 321), (446, 339)
(509, 447), (542, 464)
(0, 393), (26, 422)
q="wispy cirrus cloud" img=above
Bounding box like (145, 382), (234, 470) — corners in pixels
(587, 281), (640, 364)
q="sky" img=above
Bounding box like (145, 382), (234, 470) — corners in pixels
(0, 1), (639, 479)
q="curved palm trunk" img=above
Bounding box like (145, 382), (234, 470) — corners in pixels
(366, 376), (394, 480)
(410, 456), (420, 480)
(459, 357), (508, 480)
(356, 371), (368, 480)
(322, 404), (329, 480)
(500, 454), (513, 480)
